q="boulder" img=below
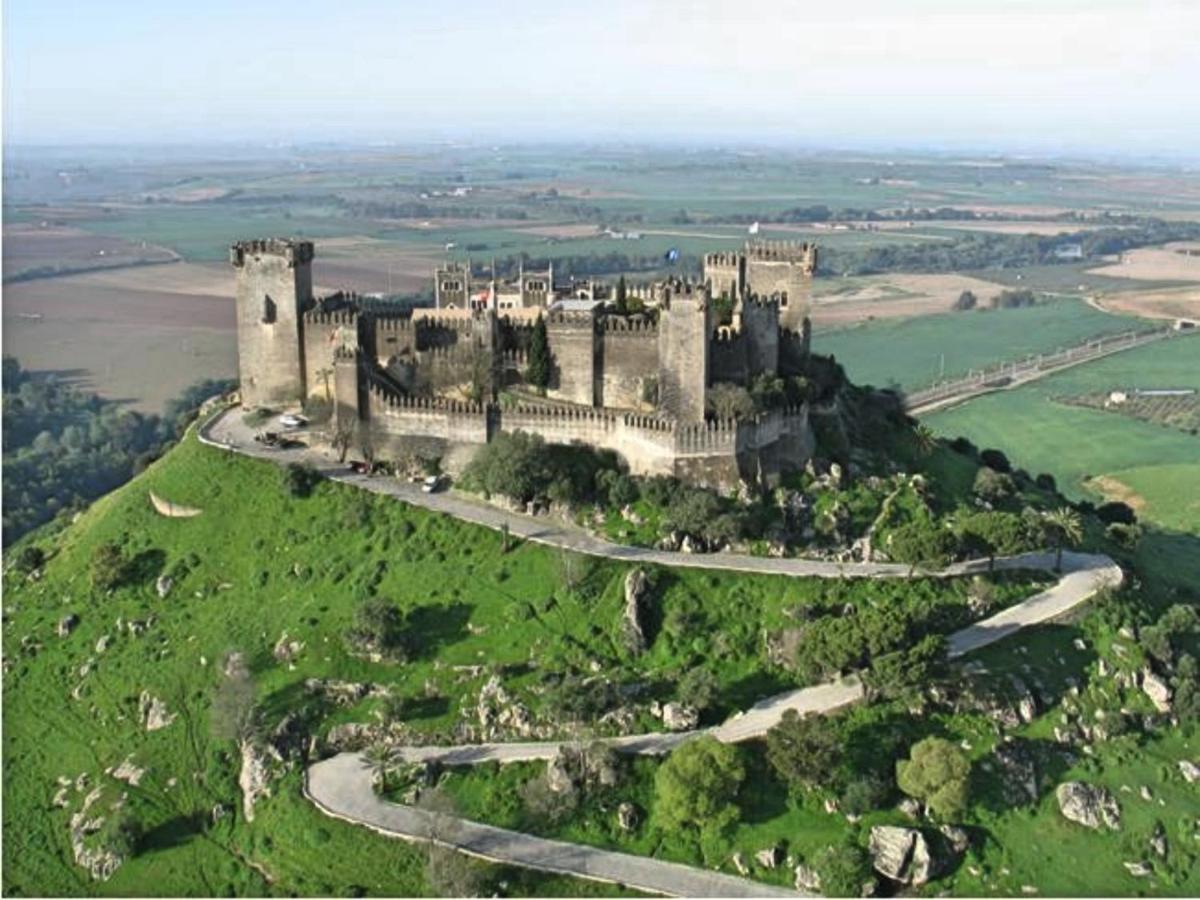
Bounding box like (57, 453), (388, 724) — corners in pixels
(1140, 669), (1172, 713)
(155, 575), (174, 599)
(994, 741), (1039, 805)
(545, 753), (578, 795)
(1055, 782), (1121, 830)
(1178, 759), (1200, 783)
(617, 801), (640, 832)
(897, 797), (922, 820)
(794, 864), (821, 892)
(57, 614), (79, 637)
(94, 635), (110, 654)
(1150, 822), (1168, 859)
(755, 846), (780, 869)
(661, 702), (699, 732)
(138, 692), (176, 731)
(110, 757), (145, 787)
(939, 824), (970, 854)
(273, 631), (305, 663)
(1123, 861), (1151, 878)
(868, 826), (938, 886)
(731, 851), (749, 876)
(622, 569), (649, 655)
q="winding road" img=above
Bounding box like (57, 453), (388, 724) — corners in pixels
(199, 407), (1124, 897)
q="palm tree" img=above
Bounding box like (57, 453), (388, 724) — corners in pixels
(361, 742), (400, 791)
(1042, 507), (1083, 572)
(912, 424), (937, 458)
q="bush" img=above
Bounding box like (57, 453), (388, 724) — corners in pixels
(12, 545), (45, 574)
(896, 737), (971, 821)
(344, 597), (410, 661)
(1105, 522), (1142, 549)
(1096, 501), (1137, 525)
(887, 522), (958, 573)
(1035, 472), (1057, 491)
(284, 462), (322, 498)
(812, 836), (873, 897)
(979, 448), (1011, 473)
(949, 436), (977, 457)
(89, 542), (127, 591)
(677, 666), (719, 713)
(840, 774), (892, 816)
(973, 466), (1015, 504)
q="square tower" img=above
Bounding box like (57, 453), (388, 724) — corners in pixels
(657, 283), (711, 423)
(230, 238), (314, 408)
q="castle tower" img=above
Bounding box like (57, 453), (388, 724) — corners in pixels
(657, 283), (711, 423)
(744, 240), (818, 330)
(230, 238), (314, 409)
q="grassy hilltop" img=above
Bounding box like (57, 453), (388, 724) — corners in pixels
(3, 424), (1198, 897)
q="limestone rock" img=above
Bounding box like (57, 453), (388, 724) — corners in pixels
(755, 846), (780, 869)
(1150, 822), (1168, 859)
(1123, 861), (1151, 877)
(939, 824), (970, 854)
(1178, 759), (1200, 783)
(617, 801), (640, 832)
(57, 614), (79, 637)
(94, 635), (110, 654)
(661, 702), (699, 732)
(1056, 782), (1121, 830)
(897, 797), (922, 820)
(155, 575), (174, 599)
(1140, 669), (1172, 713)
(110, 757), (145, 787)
(273, 631), (305, 663)
(869, 826), (938, 886)
(138, 692), (176, 731)
(794, 864), (821, 892)
(238, 740), (272, 822)
(622, 569), (649, 655)
(546, 752), (578, 795)
(731, 851), (749, 876)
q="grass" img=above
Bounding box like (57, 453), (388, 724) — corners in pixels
(926, 337), (1200, 532)
(1, 432), (1042, 895)
(817, 298), (1144, 393)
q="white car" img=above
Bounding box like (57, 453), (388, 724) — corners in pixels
(421, 475), (445, 494)
(279, 413), (307, 428)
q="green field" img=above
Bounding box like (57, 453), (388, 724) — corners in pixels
(927, 336), (1200, 532)
(817, 299), (1144, 392)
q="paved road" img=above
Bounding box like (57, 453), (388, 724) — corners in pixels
(202, 407), (1122, 895)
(305, 753), (803, 898)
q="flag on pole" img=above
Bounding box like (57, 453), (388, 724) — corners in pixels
(664, 248), (680, 264)
(748, 221), (760, 235)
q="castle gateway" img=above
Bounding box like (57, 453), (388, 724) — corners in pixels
(231, 239), (819, 490)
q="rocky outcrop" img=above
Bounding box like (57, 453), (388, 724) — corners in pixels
(109, 756), (146, 787)
(68, 785), (123, 881)
(755, 846), (780, 869)
(304, 678), (384, 706)
(794, 864), (821, 892)
(661, 702), (699, 732)
(57, 614), (79, 637)
(1056, 782), (1121, 830)
(155, 575), (174, 599)
(138, 692), (176, 731)
(1178, 759), (1199, 783)
(617, 801), (640, 832)
(622, 569), (649, 655)
(1140, 669), (1172, 713)
(868, 826), (941, 886)
(273, 632), (305, 664)
(239, 740), (272, 822)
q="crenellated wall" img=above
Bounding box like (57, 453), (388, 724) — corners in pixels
(302, 310), (358, 401)
(599, 317), (659, 410)
(546, 312), (598, 406)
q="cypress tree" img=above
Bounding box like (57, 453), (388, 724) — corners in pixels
(527, 314), (551, 390)
(615, 275), (628, 314)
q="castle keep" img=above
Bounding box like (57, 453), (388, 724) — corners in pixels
(231, 238), (820, 489)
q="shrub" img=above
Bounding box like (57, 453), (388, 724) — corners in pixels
(1096, 501), (1137, 525)
(89, 541), (127, 591)
(887, 522), (958, 574)
(1035, 472), (1057, 491)
(812, 836), (873, 897)
(949, 436), (977, 457)
(677, 666), (719, 713)
(840, 774), (892, 816)
(1105, 522), (1142, 549)
(979, 448), (1011, 473)
(284, 462), (322, 498)
(12, 545), (45, 574)
(973, 466), (1015, 504)
(896, 737), (971, 821)
(344, 597), (410, 661)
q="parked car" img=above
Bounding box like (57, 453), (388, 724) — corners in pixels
(421, 474), (446, 493)
(279, 413), (307, 428)
(348, 461), (370, 474)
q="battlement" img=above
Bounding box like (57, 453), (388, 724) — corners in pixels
(333, 345), (358, 362)
(704, 251), (742, 267)
(303, 309), (359, 327)
(230, 238), (314, 268)
(546, 311), (598, 329)
(743, 239), (816, 263)
(601, 317), (657, 335)
(744, 292), (781, 311)
(375, 317), (414, 332)
(368, 383), (484, 415)
(711, 327), (746, 345)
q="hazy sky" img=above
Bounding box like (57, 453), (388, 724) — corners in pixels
(4, 0), (1198, 156)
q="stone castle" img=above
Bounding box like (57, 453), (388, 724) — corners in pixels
(231, 238), (820, 489)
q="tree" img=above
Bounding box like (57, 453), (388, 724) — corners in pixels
(12, 544), (45, 574)
(361, 742), (402, 790)
(706, 383), (755, 421)
(89, 542), (127, 591)
(1041, 507), (1083, 572)
(887, 522), (958, 576)
(461, 430), (548, 504)
(284, 462), (322, 498)
(615, 275), (628, 314)
(765, 709), (842, 793)
(210, 652), (261, 744)
(331, 425), (355, 463)
(96, 807), (142, 859)
(677, 666), (719, 714)
(912, 423), (937, 458)
(812, 835), (873, 897)
(526, 315), (551, 391)
(973, 466), (1015, 504)
(654, 736), (744, 835)
(957, 510), (1026, 571)
(896, 737), (971, 821)
(979, 448), (1011, 473)
(345, 597), (410, 661)
(864, 635), (947, 705)
(953, 290), (978, 311)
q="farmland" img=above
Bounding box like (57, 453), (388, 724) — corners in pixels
(925, 336), (1200, 532)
